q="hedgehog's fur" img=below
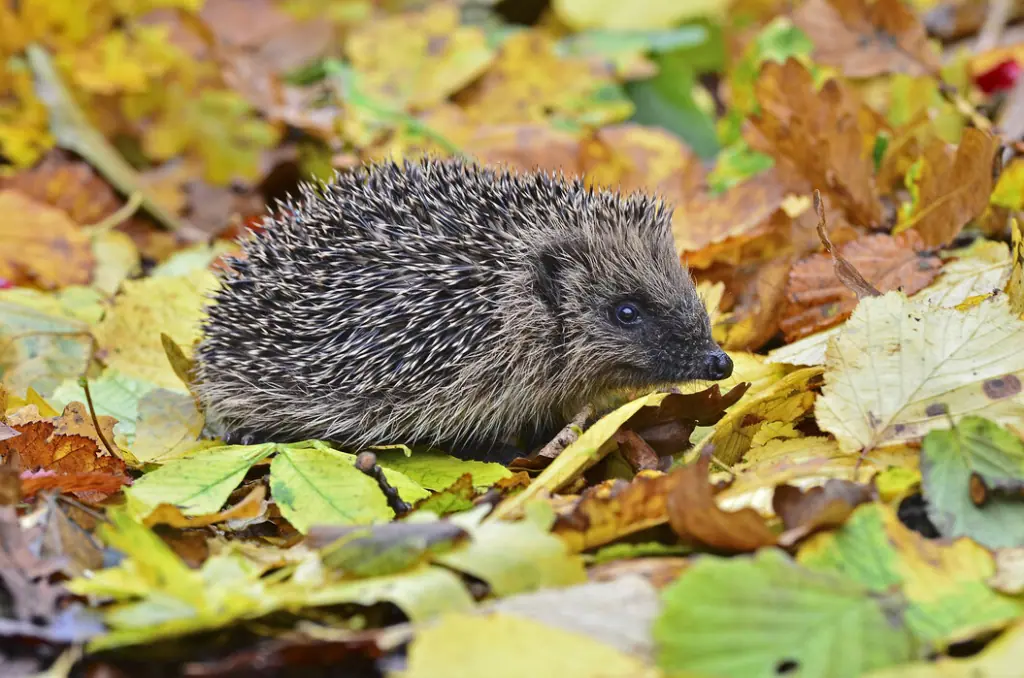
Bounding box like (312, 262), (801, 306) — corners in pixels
(193, 157), (732, 462)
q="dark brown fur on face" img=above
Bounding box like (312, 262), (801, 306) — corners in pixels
(193, 157), (732, 463)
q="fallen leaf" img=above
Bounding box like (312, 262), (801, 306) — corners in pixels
(402, 611), (657, 678)
(654, 548), (916, 678)
(748, 58), (884, 228)
(799, 502), (1020, 647)
(0, 190), (94, 289)
(793, 0), (942, 77)
(667, 452), (778, 553)
(773, 479), (874, 547)
(895, 129), (1000, 249)
(815, 292), (1024, 453)
(781, 231), (941, 341)
(920, 416), (1024, 549)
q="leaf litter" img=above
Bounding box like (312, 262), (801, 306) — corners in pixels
(3, 0), (1024, 676)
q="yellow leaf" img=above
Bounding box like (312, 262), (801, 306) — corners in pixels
(346, 2), (495, 110)
(400, 612), (658, 678)
(0, 190), (94, 288)
(93, 269), (216, 391)
(1008, 219), (1024, 318)
(553, 0), (728, 30)
(862, 621), (1024, 678)
(816, 292), (1024, 453)
(688, 367), (823, 467)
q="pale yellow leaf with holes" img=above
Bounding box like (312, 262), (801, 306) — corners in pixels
(687, 367), (823, 467)
(93, 269), (216, 391)
(816, 292), (1024, 453)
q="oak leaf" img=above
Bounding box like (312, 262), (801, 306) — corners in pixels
(747, 58), (885, 227)
(895, 128), (1000, 250)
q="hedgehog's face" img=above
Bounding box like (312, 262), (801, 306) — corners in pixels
(533, 233), (733, 393)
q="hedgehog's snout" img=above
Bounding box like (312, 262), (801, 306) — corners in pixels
(703, 349), (733, 380)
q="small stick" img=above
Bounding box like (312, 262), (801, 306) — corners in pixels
(356, 451), (412, 517)
(536, 404), (594, 460)
(78, 377), (117, 457)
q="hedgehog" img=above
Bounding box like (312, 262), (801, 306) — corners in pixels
(192, 157), (733, 463)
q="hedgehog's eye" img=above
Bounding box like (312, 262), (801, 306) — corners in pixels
(614, 302), (642, 326)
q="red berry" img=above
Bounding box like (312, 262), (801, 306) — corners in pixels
(0, 278), (13, 290)
(974, 58), (1022, 94)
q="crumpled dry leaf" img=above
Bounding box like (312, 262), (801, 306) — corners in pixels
(1, 402), (129, 502)
(747, 58), (885, 228)
(666, 452), (779, 553)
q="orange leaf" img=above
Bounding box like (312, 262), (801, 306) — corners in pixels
(1, 403), (129, 502)
(0, 190), (94, 289)
(666, 452), (778, 553)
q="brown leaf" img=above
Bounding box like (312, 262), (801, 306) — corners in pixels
(621, 383), (750, 458)
(614, 430), (662, 473)
(0, 505), (103, 642)
(780, 230), (942, 341)
(793, 0), (941, 77)
(748, 58), (885, 228)
(898, 128), (1000, 249)
(773, 479), (874, 547)
(666, 452), (778, 553)
(0, 190), (94, 289)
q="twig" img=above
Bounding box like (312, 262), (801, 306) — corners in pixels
(85, 191), (144, 234)
(814, 190), (881, 299)
(77, 376), (117, 457)
(355, 451), (412, 517)
(536, 404), (594, 460)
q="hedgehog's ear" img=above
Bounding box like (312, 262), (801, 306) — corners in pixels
(533, 249), (563, 312)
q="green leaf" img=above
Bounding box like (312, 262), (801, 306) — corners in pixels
(434, 507), (587, 597)
(51, 368), (164, 445)
(125, 443), (276, 517)
(626, 49), (719, 159)
(921, 416), (1024, 549)
(654, 549), (917, 678)
(375, 448), (511, 491)
(706, 139), (774, 194)
(555, 25), (709, 60)
(798, 503), (1021, 647)
(270, 442), (395, 531)
(0, 286), (103, 397)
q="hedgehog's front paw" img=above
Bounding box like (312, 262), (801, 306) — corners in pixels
(221, 428), (272, 446)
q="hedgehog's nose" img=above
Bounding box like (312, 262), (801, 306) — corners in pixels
(705, 350), (733, 380)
